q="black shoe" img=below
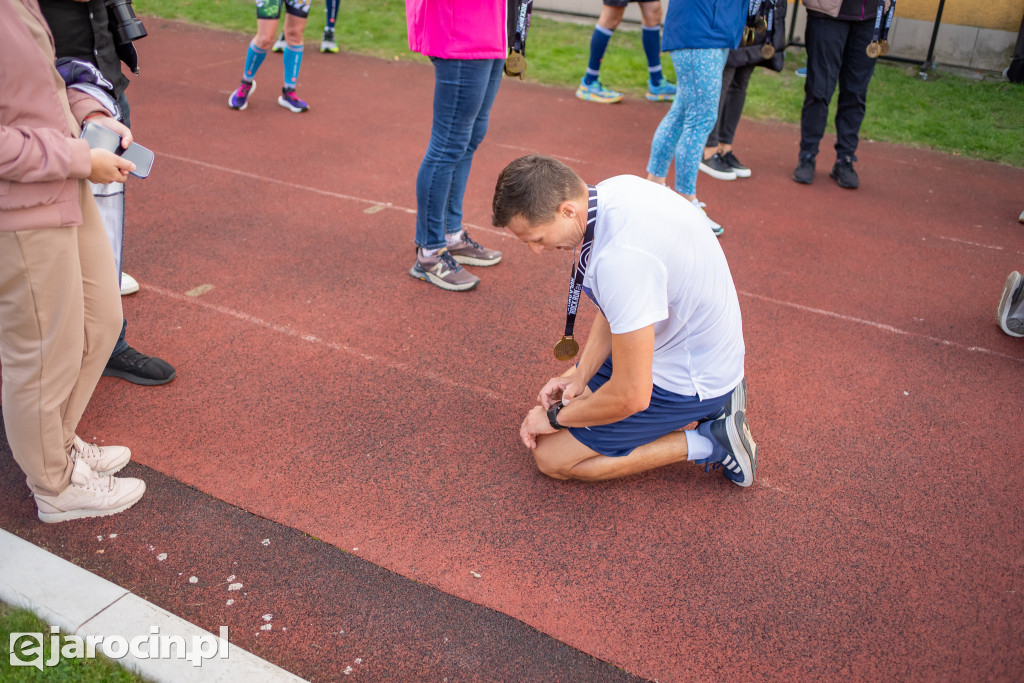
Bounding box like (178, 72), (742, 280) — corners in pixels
(793, 158), (815, 184)
(721, 151), (751, 178)
(830, 155), (859, 189)
(104, 346), (176, 385)
(698, 153), (737, 180)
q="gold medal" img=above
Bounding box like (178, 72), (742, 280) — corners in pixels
(879, 39), (890, 56)
(504, 51), (527, 78)
(755, 16), (768, 33)
(866, 41), (881, 58)
(553, 335), (579, 361)
(760, 43), (775, 59)
(740, 26), (752, 47)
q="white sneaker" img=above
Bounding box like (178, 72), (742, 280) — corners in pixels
(691, 198), (724, 236)
(35, 458), (145, 523)
(272, 32), (287, 53)
(72, 435), (131, 476)
(120, 272), (139, 296)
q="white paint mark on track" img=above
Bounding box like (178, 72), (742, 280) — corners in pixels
(159, 152), (512, 241)
(739, 290), (1023, 362)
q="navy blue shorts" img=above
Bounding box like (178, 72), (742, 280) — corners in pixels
(569, 358), (731, 458)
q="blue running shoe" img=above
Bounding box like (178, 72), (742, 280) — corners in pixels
(278, 87), (309, 113)
(646, 79), (676, 102)
(795, 66), (807, 78)
(694, 411), (757, 487)
(576, 77), (623, 104)
(228, 79), (255, 110)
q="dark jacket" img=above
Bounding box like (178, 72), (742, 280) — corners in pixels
(38, 0), (130, 99)
(662, 0), (747, 51)
(727, 0), (788, 72)
(808, 0), (883, 22)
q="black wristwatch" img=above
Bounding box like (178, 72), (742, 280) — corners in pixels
(547, 402), (566, 430)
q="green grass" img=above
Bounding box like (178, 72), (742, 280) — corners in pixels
(135, 0), (1024, 167)
(0, 603), (145, 682)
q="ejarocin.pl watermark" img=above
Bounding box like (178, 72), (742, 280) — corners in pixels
(10, 625), (230, 670)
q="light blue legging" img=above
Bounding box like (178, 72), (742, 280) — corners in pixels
(647, 48), (729, 196)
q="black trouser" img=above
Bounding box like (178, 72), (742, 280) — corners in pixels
(706, 63), (755, 148)
(799, 14), (877, 162)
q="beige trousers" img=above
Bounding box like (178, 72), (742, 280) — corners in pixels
(0, 183), (122, 497)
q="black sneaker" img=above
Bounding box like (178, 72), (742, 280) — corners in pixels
(830, 155), (859, 189)
(693, 411), (757, 487)
(792, 158), (815, 184)
(104, 346), (176, 385)
(721, 151), (751, 178)
(698, 153), (737, 181)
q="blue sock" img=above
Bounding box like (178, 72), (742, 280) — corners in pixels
(642, 25), (663, 86)
(326, 0), (339, 28)
(584, 24), (614, 86)
(283, 44), (304, 89)
(243, 41), (267, 81)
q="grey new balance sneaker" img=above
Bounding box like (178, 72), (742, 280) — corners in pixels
(997, 270), (1024, 337)
(409, 248), (480, 291)
(447, 230), (502, 267)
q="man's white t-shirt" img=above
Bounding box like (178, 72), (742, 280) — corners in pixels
(583, 175), (745, 399)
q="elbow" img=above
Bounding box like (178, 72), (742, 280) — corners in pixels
(624, 388), (652, 416)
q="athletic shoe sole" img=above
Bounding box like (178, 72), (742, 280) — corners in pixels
(408, 264), (479, 292)
(997, 270), (1024, 337)
(645, 92), (674, 102)
(229, 81), (255, 111)
(321, 43), (339, 53)
(37, 481), (146, 523)
(575, 87), (623, 104)
(729, 167), (752, 179)
(102, 367), (178, 386)
(450, 253), (502, 267)
(277, 96), (309, 113)
(699, 161), (737, 181)
(725, 411), (757, 487)
(727, 378), (746, 416)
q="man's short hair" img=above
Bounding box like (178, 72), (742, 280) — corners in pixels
(492, 155), (585, 228)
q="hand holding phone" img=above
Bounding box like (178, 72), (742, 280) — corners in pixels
(88, 148), (133, 184)
(80, 121), (155, 179)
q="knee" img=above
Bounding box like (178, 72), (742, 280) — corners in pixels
(531, 442), (571, 480)
(253, 35), (274, 51)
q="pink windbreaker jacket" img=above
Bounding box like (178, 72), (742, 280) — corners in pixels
(406, 0), (507, 59)
(1, 0), (108, 232)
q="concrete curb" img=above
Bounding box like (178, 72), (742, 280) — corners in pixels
(0, 529), (304, 682)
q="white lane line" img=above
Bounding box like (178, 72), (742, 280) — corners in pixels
(935, 236), (1024, 257)
(145, 284), (507, 403)
(152, 155), (1021, 364)
(739, 290), (1024, 362)
(159, 152), (512, 241)
(161, 152), (413, 213)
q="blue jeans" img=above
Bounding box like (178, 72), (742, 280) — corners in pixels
(414, 58), (503, 250)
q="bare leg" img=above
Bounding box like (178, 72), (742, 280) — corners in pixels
(532, 429), (689, 481)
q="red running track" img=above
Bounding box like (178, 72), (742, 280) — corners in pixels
(2, 18), (1023, 681)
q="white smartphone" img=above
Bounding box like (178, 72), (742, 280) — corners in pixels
(80, 121), (154, 179)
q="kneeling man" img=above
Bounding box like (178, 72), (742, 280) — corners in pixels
(491, 155), (756, 484)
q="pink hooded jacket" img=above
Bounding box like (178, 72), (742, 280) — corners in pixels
(1, 0), (108, 232)
(405, 0), (507, 59)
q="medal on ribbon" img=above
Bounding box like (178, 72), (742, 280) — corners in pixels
(554, 186), (598, 361)
(505, 0), (533, 80)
